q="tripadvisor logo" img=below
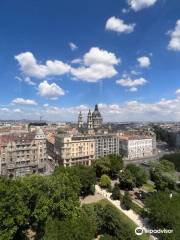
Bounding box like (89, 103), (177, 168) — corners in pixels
(135, 227), (173, 236)
(135, 227), (144, 236)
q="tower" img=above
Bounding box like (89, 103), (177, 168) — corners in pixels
(78, 111), (83, 129)
(92, 104), (103, 130)
(87, 109), (94, 134)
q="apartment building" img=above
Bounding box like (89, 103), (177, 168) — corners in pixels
(93, 134), (119, 158)
(55, 135), (95, 167)
(0, 128), (47, 177)
(118, 133), (153, 161)
(55, 133), (119, 166)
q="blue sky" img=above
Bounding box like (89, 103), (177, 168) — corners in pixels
(0, 0), (180, 121)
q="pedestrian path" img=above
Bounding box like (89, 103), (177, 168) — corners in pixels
(95, 185), (145, 227)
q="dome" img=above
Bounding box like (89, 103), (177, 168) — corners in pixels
(92, 104), (102, 117)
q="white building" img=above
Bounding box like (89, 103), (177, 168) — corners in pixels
(119, 134), (154, 161)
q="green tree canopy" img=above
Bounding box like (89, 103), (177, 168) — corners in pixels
(93, 154), (123, 179)
(150, 160), (177, 191)
(99, 174), (111, 188)
(122, 192), (132, 210)
(145, 192), (180, 240)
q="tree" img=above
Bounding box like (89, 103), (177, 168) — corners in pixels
(66, 165), (96, 197)
(93, 155), (123, 179)
(145, 192), (180, 240)
(0, 177), (29, 240)
(111, 184), (121, 200)
(122, 192), (132, 210)
(119, 169), (135, 190)
(126, 164), (148, 187)
(95, 202), (138, 240)
(99, 175), (111, 188)
(108, 154), (123, 179)
(150, 160), (177, 191)
(44, 208), (97, 240)
(0, 168), (81, 239)
(93, 157), (111, 178)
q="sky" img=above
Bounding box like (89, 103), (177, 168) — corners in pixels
(0, 0), (180, 122)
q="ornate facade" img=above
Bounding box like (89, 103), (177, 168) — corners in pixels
(78, 104), (103, 134)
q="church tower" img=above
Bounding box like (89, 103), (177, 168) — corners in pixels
(92, 104), (103, 130)
(87, 109), (94, 134)
(78, 111), (83, 129)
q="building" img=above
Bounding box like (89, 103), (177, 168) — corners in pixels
(0, 127), (47, 177)
(93, 134), (119, 158)
(78, 104), (103, 134)
(118, 133), (154, 161)
(55, 133), (119, 166)
(55, 134), (95, 167)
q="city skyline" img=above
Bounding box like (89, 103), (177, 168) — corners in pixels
(0, 0), (180, 121)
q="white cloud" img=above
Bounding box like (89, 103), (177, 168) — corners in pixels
(1, 108), (9, 112)
(71, 47), (120, 82)
(105, 16), (135, 34)
(43, 103), (49, 108)
(71, 58), (82, 64)
(137, 56), (151, 68)
(13, 108), (22, 113)
(83, 47), (120, 66)
(38, 80), (65, 100)
(175, 89), (180, 95)
(128, 0), (157, 11)
(11, 98), (37, 106)
(15, 76), (36, 86)
(69, 42), (78, 51)
(24, 77), (36, 86)
(168, 20), (180, 51)
(4, 89), (180, 121)
(116, 76), (147, 91)
(15, 52), (71, 78)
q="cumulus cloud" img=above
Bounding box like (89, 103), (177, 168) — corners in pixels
(168, 20), (180, 51)
(105, 16), (135, 34)
(116, 76), (147, 91)
(128, 0), (157, 11)
(69, 42), (78, 51)
(15, 52), (71, 78)
(38, 80), (65, 100)
(11, 98), (37, 105)
(71, 47), (120, 82)
(137, 56), (151, 68)
(3, 89), (180, 121)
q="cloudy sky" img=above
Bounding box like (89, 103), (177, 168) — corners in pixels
(0, 0), (180, 122)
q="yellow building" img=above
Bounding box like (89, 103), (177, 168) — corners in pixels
(55, 135), (95, 167)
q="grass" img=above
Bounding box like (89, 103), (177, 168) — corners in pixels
(90, 199), (149, 240)
(131, 201), (143, 215)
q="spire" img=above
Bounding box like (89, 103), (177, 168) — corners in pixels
(87, 109), (93, 129)
(78, 111), (83, 129)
